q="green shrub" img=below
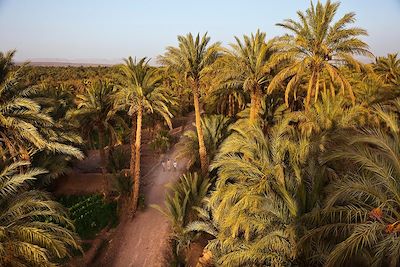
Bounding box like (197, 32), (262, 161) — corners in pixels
(107, 146), (130, 173)
(113, 171), (132, 196)
(150, 129), (175, 153)
(58, 195), (118, 239)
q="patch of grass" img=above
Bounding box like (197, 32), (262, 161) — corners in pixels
(58, 195), (118, 240)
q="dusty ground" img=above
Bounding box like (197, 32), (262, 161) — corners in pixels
(92, 151), (188, 266)
(90, 115), (193, 267)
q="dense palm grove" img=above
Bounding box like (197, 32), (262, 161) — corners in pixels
(1, 1), (399, 266)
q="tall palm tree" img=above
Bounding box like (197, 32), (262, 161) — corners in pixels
(116, 57), (174, 214)
(213, 30), (279, 122)
(268, 0), (372, 108)
(0, 51), (83, 160)
(71, 80), (123, 195)
(302, 99), (400, 266)
(0, 160), (80, 266)
(374, 53), (400, 86)
(159, 33), (221, 174)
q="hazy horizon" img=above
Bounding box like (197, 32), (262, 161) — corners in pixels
(1, 0), (399, 64)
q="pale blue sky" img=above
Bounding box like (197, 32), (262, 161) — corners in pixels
(0, 0), (399, 63)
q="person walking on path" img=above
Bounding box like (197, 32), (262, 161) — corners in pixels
(167, 159), (171, 171)
(161, 160), (166, 171)
(173, 159), (177, 171)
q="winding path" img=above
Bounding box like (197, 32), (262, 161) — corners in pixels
(92, 115), (193, 267)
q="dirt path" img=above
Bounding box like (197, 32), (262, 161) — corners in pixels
(92, 116), (193, 267)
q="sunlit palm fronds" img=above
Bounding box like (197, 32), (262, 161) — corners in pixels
(374, 53), (400, 86)
(268, 0), (372, 108)
(0, 160), (80, 266)
(302, 102), (400, 266)
(0, 51), (83, 160)
(192, 118), (312, 266)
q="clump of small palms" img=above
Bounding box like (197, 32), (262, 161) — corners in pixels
(301, 100), (400, 267)
(178, 115), (231, 170)
(0, 160), (80, 266)
(153, 172), (210, 264)
(374, 53), (400, 86)
(268, 0), (372, 108)
(193, 118), (312, 266)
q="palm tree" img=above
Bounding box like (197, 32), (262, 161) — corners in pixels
(178, 115), (231, 170)
(0, 160), (80, 266)
(116, 57), (174, 214)
(374, 53), (400, 86)
(301, 99), (400, 266)
(268, 0), (372, 108)
(71, 80), (123, 195)
(159, 33), (221, 174)
(213, 30), (279, 122)
(0, 51), (83, 160)
(153, 172), (210, 264)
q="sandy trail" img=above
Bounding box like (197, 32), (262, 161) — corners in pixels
(93, 116), (193, 267)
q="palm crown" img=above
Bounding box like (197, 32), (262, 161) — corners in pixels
(268, 0), (372, 108)
(213, 30), (279, 121)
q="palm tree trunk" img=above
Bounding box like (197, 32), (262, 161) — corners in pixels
(130, 113), (136, 182)
(305, 72), (315, 109)
(228, 94), (233, 116)
(131, 105), (142, 214)
(98, 126), (108, 196)
(193, 83), (208, 174)
(249, 87), (262, 123)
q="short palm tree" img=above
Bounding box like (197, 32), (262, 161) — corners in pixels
(71, 80), (123, 195)
(302, 100), (400, 266)
(374, 53), (400, 86)
(154, 172), (210, 263)
(116, 57), (174, 214)
(0, 160), (80, 266)
(0, 51), (83, 160)
(178, 115), (231, 170)
(268, 0), (372, 108)
(213, 30), (279, 122)
(159, 33), (221, 174)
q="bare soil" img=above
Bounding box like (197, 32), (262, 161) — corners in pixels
(89, 115), (194, 267)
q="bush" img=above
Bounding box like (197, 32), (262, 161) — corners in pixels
(113, 171), (132, 196)
(107, 146), (130, 173)
(58, 195), (118, 239)
(150, 129), (175, 153)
